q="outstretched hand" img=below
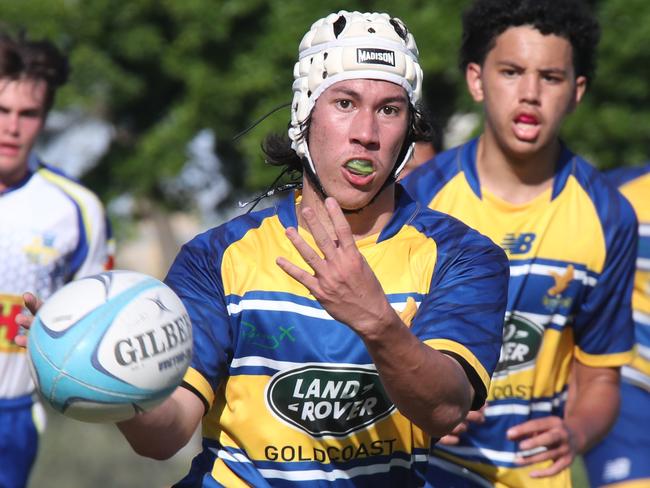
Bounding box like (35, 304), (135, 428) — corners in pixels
(276, 197), (396, 337)
(13, 292), (42, 348)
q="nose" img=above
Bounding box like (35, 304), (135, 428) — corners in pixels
(519, 73), (541, 104)
(349, 108), (380, 149)
(1, 112), (20, 135)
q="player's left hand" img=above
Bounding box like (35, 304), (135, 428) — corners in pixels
(277, 197), (396, 337)
(13, 292), (42, 348)
(507, 415), (577, 478)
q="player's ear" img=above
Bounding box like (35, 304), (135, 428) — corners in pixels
(568, 75), (587, 112)
(466, 62), (484, 102)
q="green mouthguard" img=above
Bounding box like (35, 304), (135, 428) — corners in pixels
(345, 160), (374, 175)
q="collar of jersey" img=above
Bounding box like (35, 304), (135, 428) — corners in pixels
(276, 187), (420, 245)
(459, 137), (576, 202)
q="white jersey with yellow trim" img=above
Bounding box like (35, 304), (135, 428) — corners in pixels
(0, 153), (114, 399)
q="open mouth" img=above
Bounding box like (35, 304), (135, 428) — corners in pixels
(344, 159), (374, 176)
(513, 114), (540, 141)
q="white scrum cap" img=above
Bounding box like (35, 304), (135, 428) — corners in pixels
(289, 10), (423, 177)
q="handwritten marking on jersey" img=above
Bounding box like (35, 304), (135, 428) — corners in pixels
(243, 322), (296, 350)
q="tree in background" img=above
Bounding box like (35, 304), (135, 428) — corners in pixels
(1, 0), (647, 216)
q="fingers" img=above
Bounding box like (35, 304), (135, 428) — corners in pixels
(14, 292), (42, 348)
(324, 198), (355, 250)
(23, 292), (42, 315)
(437, 433), (461, 445)
(528, 454), (572, 478)
(301, 206), (339, 259)
(465, 409), (486, 424)
(508, 416), (576, 478)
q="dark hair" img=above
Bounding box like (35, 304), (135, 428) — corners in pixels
(0, 31), (69, 111)
(262, 102), (434, 172)
(459, 0), (600, 83)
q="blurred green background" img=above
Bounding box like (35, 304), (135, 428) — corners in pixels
(1, 0), (646, 485)
(1, 0), (648, 226)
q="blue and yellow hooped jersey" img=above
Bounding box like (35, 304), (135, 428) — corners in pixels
(607, 163), (650, 393)
(402, 138), (637, 487)
(165, 189), (509, 487)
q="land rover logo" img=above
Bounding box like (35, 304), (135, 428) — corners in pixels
(493, 314), (544, 378)
(266, 365), (395, 437)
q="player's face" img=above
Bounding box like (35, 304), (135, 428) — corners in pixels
(306, 78), (409, 211)
(466, 26), (586, 160)
(0, 78), (47, 190)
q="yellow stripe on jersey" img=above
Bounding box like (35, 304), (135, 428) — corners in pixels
(211, 457), (251, 488)
(39, 168), (99, 244)
(575, 348), (634, 368)
(183, 367), (215, 407)
(426, 338), (491, 391)
(620, 172), (650, 222)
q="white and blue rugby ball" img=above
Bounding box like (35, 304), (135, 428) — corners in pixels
(27, 270), (192, 422)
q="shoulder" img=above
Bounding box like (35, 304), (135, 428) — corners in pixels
(35, 162), (105, 215)
(180, 204), (279, 259)
(401, 144), (467, 203)
(568, 156), (638, 247)
(409, 202), (508, 269)
(605, 162), (650, 188)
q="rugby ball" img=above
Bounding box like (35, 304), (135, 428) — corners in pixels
(27, 270), (192, 422)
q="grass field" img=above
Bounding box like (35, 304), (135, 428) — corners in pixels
(28, 406), (199, 488)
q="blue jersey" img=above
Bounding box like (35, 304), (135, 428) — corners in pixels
(584, 163), (650, 487)
(166, 188), (509, 487)
(402, 138), (637, 487)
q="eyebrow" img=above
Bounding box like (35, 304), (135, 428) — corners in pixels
(328, 86), (409, 104)
(496, 60), (568, 76)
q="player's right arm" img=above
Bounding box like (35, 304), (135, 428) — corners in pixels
(116, 387), (203, 460)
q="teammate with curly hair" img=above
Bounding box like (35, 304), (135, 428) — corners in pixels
(402, 1), (638, 486)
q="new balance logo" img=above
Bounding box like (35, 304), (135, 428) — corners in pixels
(501, 233), (536, 255)
(356, 48), (395, 66)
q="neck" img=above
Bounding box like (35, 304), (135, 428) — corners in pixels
(299, 179), (395, 241)
(476, 132), (560, 204)
(0, 165), (30, 193)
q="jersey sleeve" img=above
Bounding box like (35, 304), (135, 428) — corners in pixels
(412, 223), (509, 409)
(573, 191), (637, 366)
(164, 233), (232, 413)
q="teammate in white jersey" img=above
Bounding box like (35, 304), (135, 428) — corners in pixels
(0, 32), (113, 488)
